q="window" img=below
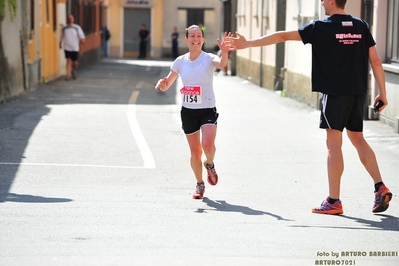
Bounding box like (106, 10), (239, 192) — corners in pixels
(80, 1), (95, 35)
(70, 0), (80, 25)
(186, 9), (204, 28)
(53, 0), (57, 32)
(69, 0), (96, 35)
(29, 0), (34, 39)
(387, 0), (399, 65)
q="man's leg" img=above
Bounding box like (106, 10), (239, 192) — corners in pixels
(65, 58), (71, 80)
(72, 60), (78, 80)
(142, 41), (147, 58)
(347, 130), (392, 212)
(104, 42), (108, 57)
(326, 129), (344, 200)
(346, 130), (382, 183)
(139, 41), (144, 58)
(312, 128), (344, 214)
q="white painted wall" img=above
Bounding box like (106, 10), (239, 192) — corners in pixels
(58, 3), (66, 76)
(1, 0), (24, 96)
(235, 0), (369, 80)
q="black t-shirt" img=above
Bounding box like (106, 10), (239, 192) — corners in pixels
(298, 14), (376, 95)
(139, 29), (150, 41)
(172, 32), (178, 44)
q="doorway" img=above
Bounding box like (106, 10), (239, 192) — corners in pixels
(186, 9), (204, 27)
(123, 8), (151, 57)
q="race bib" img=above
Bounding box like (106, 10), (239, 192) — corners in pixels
(180, 86), (202, 104)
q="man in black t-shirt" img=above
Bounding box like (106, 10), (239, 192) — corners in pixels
(171, 27), (179, 59)
(227, 0), (392, 215)
(138, 24), (150, 59)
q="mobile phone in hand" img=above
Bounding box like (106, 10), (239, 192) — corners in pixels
(374, 100), (384, 113)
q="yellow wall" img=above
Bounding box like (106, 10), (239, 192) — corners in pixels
(108, 0), (121, 57)
(152, 0), (163, 57)
(40, 0), (59, 82)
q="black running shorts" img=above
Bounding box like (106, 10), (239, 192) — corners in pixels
(180, 107), (219, 135)
(320, 94), (365, 132)
(64, 50), (79, 61)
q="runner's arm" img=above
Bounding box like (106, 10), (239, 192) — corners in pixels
(213, 32), (232, 69)
(155, 70), (179, 92)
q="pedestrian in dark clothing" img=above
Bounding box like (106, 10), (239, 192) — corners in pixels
(171, 27), (179, 59)
(138, 24), (150, 59)
(101, 25), (111, 57)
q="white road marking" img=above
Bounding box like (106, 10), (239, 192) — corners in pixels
(127, 91), (156, 169)
(0, 162), (146, 169)
(0, 91), (155, 170)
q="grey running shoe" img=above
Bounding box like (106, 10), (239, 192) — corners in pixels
(193, 182), (205, 199)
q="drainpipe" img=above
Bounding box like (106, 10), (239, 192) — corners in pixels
(363, 0), (374, 120)
(364, 0), (374, 26)
(259, 0), (264, 87)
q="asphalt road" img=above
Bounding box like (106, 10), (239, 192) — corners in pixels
(0, 58), (398, 266)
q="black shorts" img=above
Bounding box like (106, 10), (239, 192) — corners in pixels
(320, 94), (365, 132)
(180, 107), (219, 135)
(64, 51), (79, 61)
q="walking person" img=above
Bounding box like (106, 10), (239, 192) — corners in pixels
(155, 25), (231, 199)
(227, 0), (392, 214)
(171, 27), (179, 59)
(101, 24), (111, 57)
(59, 14), (85, 80)
(138, 24), (150, 59)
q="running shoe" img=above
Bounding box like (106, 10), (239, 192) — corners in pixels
(204, 161), (218, 186)
(193, 183), (205, 199)
(312, 198), (343, 215)
(65, 75), (71, 81)
(72, 71), (76, 80)
(372, 184), (392, 213)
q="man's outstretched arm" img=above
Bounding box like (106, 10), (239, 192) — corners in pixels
(228, 30), (302, 50)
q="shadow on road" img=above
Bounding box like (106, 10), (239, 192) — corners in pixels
(196, 197), (294, 221)
(291, 213), (399, 231)
(339, 214), (399, 232)
(2, 193), (73, 203)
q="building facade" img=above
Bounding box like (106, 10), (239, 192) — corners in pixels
(0, 0), (103, 101)
(106, 0), (223, 58)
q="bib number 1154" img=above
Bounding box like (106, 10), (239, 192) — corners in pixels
(180, 86), (202, 104)
(183, 94), (199, 103)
